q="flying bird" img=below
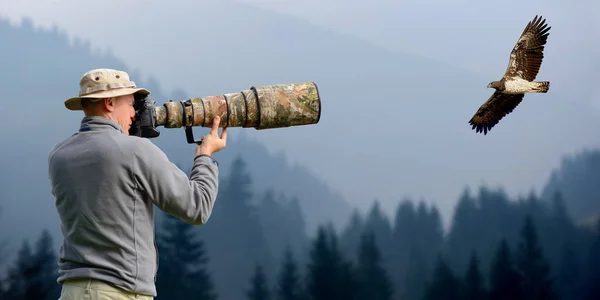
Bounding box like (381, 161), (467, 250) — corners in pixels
(469, 15), (551, 135)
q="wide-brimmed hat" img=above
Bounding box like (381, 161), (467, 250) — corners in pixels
(64, 68), (150, 110)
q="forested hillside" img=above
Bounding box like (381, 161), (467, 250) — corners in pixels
(2, 153), (600, 300)
(542, 149), (600, 223)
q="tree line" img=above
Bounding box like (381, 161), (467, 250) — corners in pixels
(0, 155), (599, 300)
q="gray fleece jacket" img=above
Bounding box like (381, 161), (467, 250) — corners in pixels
(47, 116), (219, 296)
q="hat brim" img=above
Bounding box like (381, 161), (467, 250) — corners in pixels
(65, 87), (150, 111)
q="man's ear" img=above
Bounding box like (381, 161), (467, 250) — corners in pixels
(103, 97), (116, 112)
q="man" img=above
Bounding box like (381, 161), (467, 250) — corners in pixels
(48, 68), (227, 299)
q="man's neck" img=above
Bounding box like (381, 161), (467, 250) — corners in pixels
(84, 111), (120, 123)
(80, 115), (124, 134)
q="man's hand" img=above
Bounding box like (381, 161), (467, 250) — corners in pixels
(195, 116), (227, 157)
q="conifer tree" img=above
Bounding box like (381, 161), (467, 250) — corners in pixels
(363, 201), (393, 265)
(463, 251), (486, 300)
(3, 230), (60, 300)
(515, 214), (557, 300)
(582, 219), (600, 300)
(207, 155), (274, 300)
(488, 238), (522, 300)
(339, 209), (364, 263)
(155, 213), (217, 300)
(556, 241), (582, 300)
(392, 200), (419, 299)
(423, 254), (462, 300)
(276, 246), (304, 300)
(258, 189), (308, 282)
(0, 205), (4, 297)
(3, 240), (33, 299)
(30, 229), (60, 300)
(305, 224), (348, 300)
(247, 264), (271, 300)
(354, 231), (393, 300)
(446, 188), (480, 273)
(338, 260), (357, 300)
(402, 248), (427, 300)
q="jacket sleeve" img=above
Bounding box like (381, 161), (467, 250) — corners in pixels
(132, 138), (219, 225)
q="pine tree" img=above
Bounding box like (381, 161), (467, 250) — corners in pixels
(206, 155), (274, 300)
(155, 213), (217, 300)
(4, 240), (35, 299)
(446, 188), (480, 273)
(30, 229), (60, 300)
(392, 200), (420, 299)
(362, 201), (393, 266)
(402, 247), (427, 300)
(276, 246), (304, 300)
(257, 189), (308, 283)
(463, 251), (486, 300)
(3, 230), (60, 300)
(515, 214), (557, 300)
(0, 219), (5, 298)
(582, 219), (600, 300)
(556, 241), (582, 299)
(222, 156), (253, 212)
(488, 238), (522, 300)
(338, 260), (357, 300)
(305, 224), (348, 300)
(354, 230), (393, 300)
(423, 254), (462, 300)
(247, 264), (271, 300)
(339, 209), (364, 264)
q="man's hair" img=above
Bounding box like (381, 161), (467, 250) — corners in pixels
(81, 97), (113, 115)
(80, 98), (98, 110)
(81, 96), (123, 111)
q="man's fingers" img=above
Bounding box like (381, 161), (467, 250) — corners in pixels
(209, 116), (221, 135)
(220, 127), (228, 140)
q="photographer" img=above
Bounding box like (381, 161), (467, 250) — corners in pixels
(48, 68), (227, 299)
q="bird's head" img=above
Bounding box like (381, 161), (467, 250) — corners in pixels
(487, 81), (504, 90)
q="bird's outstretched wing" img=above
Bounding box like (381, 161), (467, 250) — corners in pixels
(469, 91), (525, 135)
(503, 15), (551, 81)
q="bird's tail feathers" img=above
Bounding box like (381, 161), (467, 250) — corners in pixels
(533, 81), (550, 93)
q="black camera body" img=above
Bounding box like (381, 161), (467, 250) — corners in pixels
(129, 94), (160, 138)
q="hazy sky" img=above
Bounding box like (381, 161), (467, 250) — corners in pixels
(1, 0), (598, 227)
(2, 0), (598, 100)
(237, 0), (600, 94)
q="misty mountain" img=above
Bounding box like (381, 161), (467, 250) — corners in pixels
(22, 0), (600, 222)
(0, 16), (351, 255)
(541, 149), (600, 224)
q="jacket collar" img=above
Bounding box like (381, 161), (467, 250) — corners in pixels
(79, 116), (124, 134)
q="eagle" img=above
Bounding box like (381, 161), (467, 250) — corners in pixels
(469, 15), (551, 135)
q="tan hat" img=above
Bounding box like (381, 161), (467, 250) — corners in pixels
(64, 68), (150, 110)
